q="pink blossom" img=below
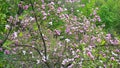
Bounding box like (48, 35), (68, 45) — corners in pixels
(97, 17), (101, 22)
(41, 4), (45, 9)
(0, 48), (3, 51)
(48, 5), (54, 10)
(18, 3), (22, 8)
(102, 54), (106, 57)
(41, 0), (44, 3)
(14, 39), (19, 46)
(50, 2), (55, 5)
(41, 11), (47, 16)
(114, 49), (119, 53)
(23, 5), (29, 10)
(4, 50), (10, 54)
(7, 16), (13, 23)
(57, 7), (63, 13)
(68, 64), (74, 68)
(87, 51), (94, 60)
(110, 39), (119, 45)
(106, 34), (111, 37)
(42, 16), (47, 20)
(13, 32), (18, 39)
(79, 30), (84, 33)
(55, 30), (61, 35)
(73, 16), (77, 21)
(64, 14), (69, 19)
(76, 49), (80, 53)
(104, 64), (107, 68)
(66, 27), (70, 33)
(58, 1), (61, 4)
(110, 57), (115, 61)
(80, 4), (85, 7)
(93, 10), (97, 15)
(5, 25), (10, 29)
(97, 38), (101, 42)
(106, 34), (111, 41)
(91, 36), (96, 41)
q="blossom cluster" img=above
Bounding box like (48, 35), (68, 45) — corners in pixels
(1, 0), (120, 67)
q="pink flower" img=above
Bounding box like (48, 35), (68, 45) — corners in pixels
(106, 34), (111, 38)
(97, 38), (101, 42)
(110, 39), (119, 45)
(41, 0), (44, 3)
(64, 14), (69, 19)
(48, 4), (54, 10)
(57, 7), (63, 13)
(0, 48), (3, 51)
(87, 51), (92, 56)
(91, 36), (96, 41)
(110, 57), (115, 61)
(4, 50), (10, 54)
(42, 16), (47, 20)
(105, 34), (111, 41)
(93, 10), (97, 15)
(13, 32), (18, 39)
(55, 29), (61, 35)
(18, 1), (23, 8)
(80, 4), (85, 7)
(104, 64), (107, 68)
(115, 49), (119, 53)
(41, 4), (45, 9)
(41, 11), (47, 16)
(87, 51), (94, 60)
(97, 17), (101, 22)
(15, 39), (19, 46)
(5, 25), (10, 29)
(50, 2), (55, 5)
(102, 54), (106, 57)
(7, 16), (13, 23)
(23, 5), (29, 10)
(18, 3), (22, 8)
(66, 27), (70, 33)
(76, 49), (80, 53)
(73, 16), (77, 21)
(79, 30), (84, 33)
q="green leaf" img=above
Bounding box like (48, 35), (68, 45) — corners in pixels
(101, 40), (106, 45)
(19, 32), (23, 37)
(33, 26), (38, 30)
(3, 40), (13, 50)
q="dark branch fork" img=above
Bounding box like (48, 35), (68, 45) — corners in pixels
(29, 0), (50, 68)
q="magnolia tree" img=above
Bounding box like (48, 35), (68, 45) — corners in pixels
(0, 0), (120, 68)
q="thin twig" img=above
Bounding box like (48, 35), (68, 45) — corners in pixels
(11, 44), (42, 57)
(0, 23), (12, 47)
(29, 0), (47, 60)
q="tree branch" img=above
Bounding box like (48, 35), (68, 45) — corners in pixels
(0, 23), (12, 47)
(11, 44), (42, 57)
(29, 0), (47, 60)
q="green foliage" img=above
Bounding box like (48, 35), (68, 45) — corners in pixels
(79, 0), (96, 16)
(0, 0), (8, 34)
(97, 0), (120, 33)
